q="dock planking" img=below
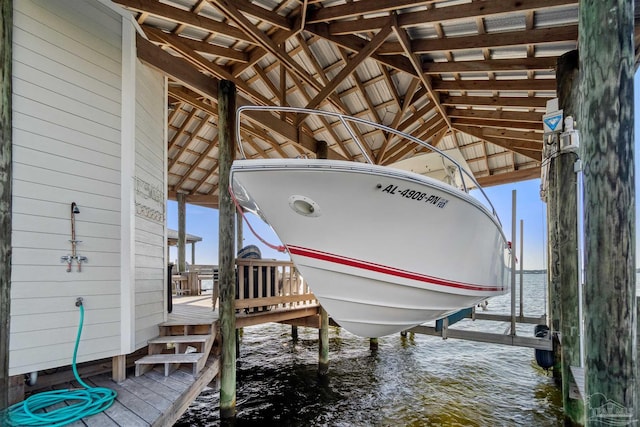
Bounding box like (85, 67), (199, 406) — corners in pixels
(31, 354), (219, 427)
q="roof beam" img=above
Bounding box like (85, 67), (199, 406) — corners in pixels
(137, 36), (347, 160)
(392, 14), (451, 131)
(433, 79), (557, 92)
(231, 0), (291, 30)
(305, 20), (393, 110)
(326, 0), (577, 34)
(213, 0), (324, 95)
(423, 57), (557, 74)
(307, 0), (432, 24)
(447, 108), (543, 123)
(453, 125), (542, 160)
(476, 167), (541, 187)
(441, 95), (550, 108)
(140, 24), (248, 63)
(452, 117), (542, 130)
(114, 0), (254, 44)
(305, 23), (415, 75)
(412, 25), (578, 54)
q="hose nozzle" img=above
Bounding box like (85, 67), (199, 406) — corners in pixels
(75, 297), (83, 307)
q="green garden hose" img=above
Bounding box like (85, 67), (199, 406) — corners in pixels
(3, 299), (117, 426)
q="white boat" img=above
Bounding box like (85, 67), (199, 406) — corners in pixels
(230, 107), (510, 338)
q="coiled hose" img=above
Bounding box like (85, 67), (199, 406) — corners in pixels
(3, 299), (117, 426)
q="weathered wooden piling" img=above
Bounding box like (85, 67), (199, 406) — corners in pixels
(177, 192), (186, 272)
(369, 338), (378, 352)
(579, 0), (636, 423)
(316, 140), (329, 375)
(318, 307), (329, 375)
(555, 49), (584, 425)
(291, 326), (298, 342)
(218, 79), (237, 419)
(0, 0), (12, 412)
(545, 135), (562, 384)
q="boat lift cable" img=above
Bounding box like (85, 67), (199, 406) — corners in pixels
(229, 185), (287, 253)
(3, 299), (117, 427)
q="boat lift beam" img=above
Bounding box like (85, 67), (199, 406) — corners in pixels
(407, 324), (552, 351)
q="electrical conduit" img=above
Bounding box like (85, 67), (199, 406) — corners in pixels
(2, 298), (117, 426)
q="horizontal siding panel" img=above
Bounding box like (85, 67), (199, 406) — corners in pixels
(13, 127), (119, 170)
(11, 281), (120, 299)
(12, 200), (120, 228)
(13, 98), (120, 146)
(134, 268), (164, 281)
(135, 230), (164, 248)
(11, 265), (120, 283)
(12, 213), (119, 241)
(135, 240), (165, 257)
(14, 145), (120, 184)
(29, 0), (122, 57)
(13, 60), (120, 116)
(10, 336), (120, 373)
(13, 164), (120, 198)
(12, 181), (120, 213)
(135, 254), (164, 269)
(14, 9), (120, 81)
(12, 247), (121, 267)
(135, 291), (164, 306)
(10, 321), (120, 351)
(136, 280), (167, 294)
(136, 302), (164, 321)
(13, 78), (120, 130)
(11, 294), (121, 316)
(10, 307), (121, 334)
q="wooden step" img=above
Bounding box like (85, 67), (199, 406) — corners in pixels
(135, 353), (204, 377)
(149, 334), (210, 344)
(148, 334), (212, 356)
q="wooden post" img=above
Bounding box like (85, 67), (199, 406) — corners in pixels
(318, 307), (329, 375)
(291, 325), (298, 342)
(369, 338), (378, 352)
(555, 49), (584, 425)
(579, 1), (636, 423)
(545, 122), (563, 384)
(316, 140), (329, 375)
(236, 210), (243, 252)
(218, 79), (237, 419)
(177, 192), (186, 273)
(0, 0), (12, 412)
(191, 242), (195, 265)
(112, 355), (126, 382)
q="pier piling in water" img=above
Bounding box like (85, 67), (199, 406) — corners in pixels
(316, 141), (329, 376)
(218, 79), (237, 419)
(554, 49), (584, 425)
(579, 0), (637, 422)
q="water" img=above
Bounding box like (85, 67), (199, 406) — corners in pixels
(177, 274), (563, 426)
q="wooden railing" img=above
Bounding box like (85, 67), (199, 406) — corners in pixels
(234, 259), (317, 313)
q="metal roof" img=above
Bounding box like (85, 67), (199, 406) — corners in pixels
(112, 0), (640, 208)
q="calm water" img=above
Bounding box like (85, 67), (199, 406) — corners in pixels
(177, 274), (564, 426)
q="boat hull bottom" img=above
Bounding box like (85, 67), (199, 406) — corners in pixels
(298, 262), (495, 337)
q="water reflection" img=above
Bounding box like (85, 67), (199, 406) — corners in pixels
(177, 274), (562, 426)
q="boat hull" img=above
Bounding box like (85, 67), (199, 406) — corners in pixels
(231, 159), (509, 337)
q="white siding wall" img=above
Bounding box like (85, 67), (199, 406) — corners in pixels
(133, 62), (166, 349)
(10, 0), (124, 376)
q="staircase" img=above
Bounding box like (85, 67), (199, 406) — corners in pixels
(134, 321), (217, 377)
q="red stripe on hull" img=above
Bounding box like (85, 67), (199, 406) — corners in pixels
(287, 245), (506, 293)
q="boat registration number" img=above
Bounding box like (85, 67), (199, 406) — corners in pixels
(379, 184), (449, 208)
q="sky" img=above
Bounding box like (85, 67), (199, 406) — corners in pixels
(167, 71), (640, 271)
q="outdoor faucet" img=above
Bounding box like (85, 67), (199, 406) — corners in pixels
(61, 255), (73, 272)
(61, 202), (88, 272)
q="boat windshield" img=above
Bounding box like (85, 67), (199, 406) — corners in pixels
(235, 106), (501, 226)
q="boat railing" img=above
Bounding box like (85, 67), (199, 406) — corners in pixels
(236, 106), (501, 226)
(235, 258), (317, 313)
